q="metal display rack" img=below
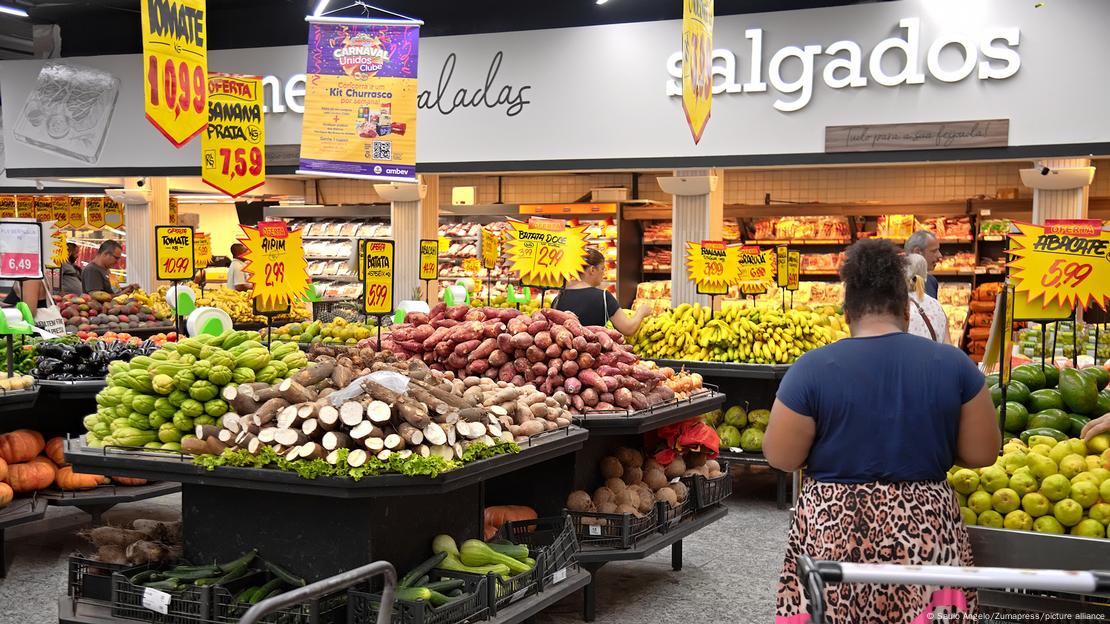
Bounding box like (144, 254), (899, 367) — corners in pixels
(0, 387), (39, 414)
(37, 379), (107, 400)
(717, 448), (792, 510)
(0, 495), (48, 576)
(38, 481), (181, 524)
(650, 359), (790, 380)
(574, 391), (725, 434)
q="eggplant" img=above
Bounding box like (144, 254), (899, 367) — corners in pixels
(36, 357), (63, 375)
(74, 343), (93, 359)
(36, 343), (65, 360)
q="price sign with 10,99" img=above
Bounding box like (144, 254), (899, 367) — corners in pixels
(0, 220), (44, 279)
(239, 221), (310, 310)
(419, 239), (439, 281)
(1008, 219), (1110, 312)
(362, 239), (395, 315)
(155, 225), (195, 280)
(786, 250), (801, 291)
(141, 0), (208, 147)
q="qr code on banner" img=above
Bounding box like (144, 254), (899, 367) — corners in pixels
(372, 141), (392, 161)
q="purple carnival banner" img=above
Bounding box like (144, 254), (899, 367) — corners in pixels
(298, 17), (420, 183)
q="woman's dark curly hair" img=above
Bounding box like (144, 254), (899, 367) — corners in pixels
(838, 239), (908, 320)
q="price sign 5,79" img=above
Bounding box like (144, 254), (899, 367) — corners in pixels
(142, 0), (208, 147)
(154, 225), (195, 281)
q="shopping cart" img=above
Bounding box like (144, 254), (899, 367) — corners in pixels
(238, 560), (397, 624)
(797, 555), (1110, 624)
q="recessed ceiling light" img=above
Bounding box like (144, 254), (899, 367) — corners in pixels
(0, 4), (29, 18)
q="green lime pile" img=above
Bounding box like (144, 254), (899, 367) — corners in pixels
(951, 433), (1110, 537)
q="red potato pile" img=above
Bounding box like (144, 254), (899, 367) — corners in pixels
(377, 305), (675, 413)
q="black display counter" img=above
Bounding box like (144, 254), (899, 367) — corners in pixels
(39, 481), (181, 524)
(0, 495), (48, 576)
(0, 387), (38, 414)
(574, 391), (725, 434)
(717, 448), (791, 510)
(36, 379), (106, 401)
(650, 359), (791, 380)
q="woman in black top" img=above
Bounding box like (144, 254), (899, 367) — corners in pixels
(552, 248), (649, 336)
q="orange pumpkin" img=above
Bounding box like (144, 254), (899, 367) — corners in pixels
(0, 482), (12, 509)
(55, 466), (109, 491)
(0, 456), (8, 483)
(45, 437), (67, 466)
(483, 505), (538, 540)
(0, 429), (45, 464)
(111, 476), (149, 487)
(8, 460), (56, 493)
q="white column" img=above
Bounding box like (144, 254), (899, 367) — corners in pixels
(1031, 157), (1091, 224)
(123, 177), (172, 291)
(389, 175), (439, 303)
(667, 168), (724, 307)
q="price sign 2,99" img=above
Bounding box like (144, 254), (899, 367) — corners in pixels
(155, 225), (195, 281)
(362, 239), (395, 315)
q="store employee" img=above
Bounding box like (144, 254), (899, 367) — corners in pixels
(552, 247), (649, 336)
(227, 243), (251, 291)
(81, 240), (138, 295)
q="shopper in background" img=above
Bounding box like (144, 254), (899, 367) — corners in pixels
(764, 239), (998, 624)
(552, 247), (649, 335)
(59, 242), (83, 295)
(905, 253), (948, 343)
(905, 230), (941, 298)
(226, 243), (251, 292)
(81, 240), (139, 295)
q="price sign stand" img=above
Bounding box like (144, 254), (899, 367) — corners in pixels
(253, 299), (291, 350)
(0, 302), (34, 378)
(507, 284), (531, 311)
(362, 239), (395, 351)
(418, 239), (439, 305)
(155, 225), (196, 338)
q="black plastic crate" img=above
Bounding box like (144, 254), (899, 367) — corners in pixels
(486, 552), (544, 612)
(681, 459), (732, 509)
(214, 569), (346, 624)
(492, 514), (578, 588)
(655, 497), (694, 534)
(312, 300), (365, 324)
(69, 553), (131, 603)
(568, 506), (658, 549)
(347, 569), (489, 624)
(111, 565), (212, 624)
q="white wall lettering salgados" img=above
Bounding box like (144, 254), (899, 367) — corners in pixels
(666, 17), (1021, 112)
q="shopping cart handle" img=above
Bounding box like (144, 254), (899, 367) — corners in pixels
(797, 555), (843, 582)
(238, 561), (397, 624)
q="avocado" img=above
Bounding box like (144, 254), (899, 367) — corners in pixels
(1080, 366), (1108, 392)
(998, 401), (1030, 434)
(1040, 364), (1060, 389)
(1026, 408), (1070, 432)
(1027, 389), (1065, 413)
(1020, 427), (1069, 444)
(989, 380), (1031, 407)
(1011, 364), (1046, 391)
(1068, 414), (1091, 437)
(1059, 367), (1099, 415)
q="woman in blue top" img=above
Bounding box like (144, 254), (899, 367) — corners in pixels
(765, 239), (999, 624)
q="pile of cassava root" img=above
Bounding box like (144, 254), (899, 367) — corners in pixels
(80, 518), (182, 566)
(184, 346), (575, 465)
(372, 305), (676, 412)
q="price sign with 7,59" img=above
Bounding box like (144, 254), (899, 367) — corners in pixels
(239, 221), (310, 310)
(1008, 219), (1110, 312)
(202, 73), (266, 197)
(141, 0), (208, 147)
(362, 239), (395, 315)
(155, 225), (195, 281)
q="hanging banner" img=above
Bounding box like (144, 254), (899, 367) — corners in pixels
(480, 227), (499, 270)
(787, 250), (801, 291)
(1008, 219), (1109, 311)
(203, 73), (266, 197)
(298, 16), (422, 182)
(15, 196), (34, 219)
(67, 196), (86, 230)
(686, 240), (739, 296)
(194, 232), (212, 269)
(505, 217), (589, 288)
(681, 0), (713, 143)
(141, 0), (208, 147)
(0, 221), (44, 279)
(419, 239), (439, 281)
(104, 199), (125, 228)
(34, 196), (52, 223)
(0, 197), (15, 219)
(51, 196), (69, 228)
(155, 225), (195, 280)
(85, 197), (106, 229)
(239, 220), (310, 309)
(362, 239), (395, 315)
(737, 245), (774, 293)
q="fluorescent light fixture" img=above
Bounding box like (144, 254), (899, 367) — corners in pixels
(0, 4), (28, 17)
(596, 0), (609, 4)
(313, 0), (330, 16)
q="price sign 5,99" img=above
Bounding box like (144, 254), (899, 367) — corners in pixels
(362, 239), (395, 315)
(1009, 220), (1110, 312)
(155, 225), (195, 281)
(141, 0), (208, 147)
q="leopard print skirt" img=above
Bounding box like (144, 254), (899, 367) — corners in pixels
(775, 479), (977, 624)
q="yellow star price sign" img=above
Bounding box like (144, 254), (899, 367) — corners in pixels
(85, 198), (106, 229)
(362, 239), (394, 315)
(505, 217), (588, 288)
(480, 226), (500, 270)
(0, 197), (15, 219)
(1009, 219), (1110, 312)
(419, 239), (439, 281)
(47, 231), (67, 270)
(737, 245), (774, 291)
(239, 221), (310, 309)
(155, 225), (195, 280)
(194, 232), (212, 269)
(202, 74), (266, 198)
(686, 240), (739, 296)
(141, 0), (208, 147)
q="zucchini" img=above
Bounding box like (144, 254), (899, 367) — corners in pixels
(415, 575), (430, 587)
(233, 586), (259, 605)
(399, 552), (446, 588)
(160, 567), (221, 581)
(263, 560), (306, 587)
(460, 540), (531, 575)
(129, 570), (160, 584)
(216, 549), (257, 573)
(248, 578), (284, 604)
(396, 586), (452, 605)
(423, 579), (465, 593)
(485, 542), (529, 562)
(144, 579), (184, 592)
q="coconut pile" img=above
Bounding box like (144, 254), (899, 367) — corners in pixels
(565, 447), (723, 518)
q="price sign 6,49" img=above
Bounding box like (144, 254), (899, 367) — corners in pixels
(141, 0), (207, 147)
(154, 225), (195, 281)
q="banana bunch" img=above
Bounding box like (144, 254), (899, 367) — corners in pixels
(632, 302), (845, 365)
(120, 288), (173, 320)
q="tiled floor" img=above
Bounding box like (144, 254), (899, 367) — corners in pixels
(0, 468), (791, 624)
